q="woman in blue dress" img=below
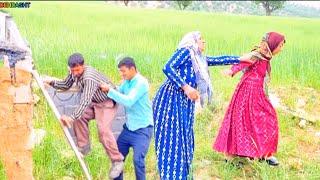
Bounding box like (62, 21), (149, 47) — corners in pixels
(153, 31), (243, 179)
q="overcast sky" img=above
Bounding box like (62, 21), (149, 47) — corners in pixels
(291, 1), (320, 9)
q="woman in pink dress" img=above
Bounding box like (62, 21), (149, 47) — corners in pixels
(213, 32), (286, 166)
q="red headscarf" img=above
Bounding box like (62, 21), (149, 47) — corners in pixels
(265, 32), (286, 53)
(249, 32), (286, 75)
(264, 32), (285, 75)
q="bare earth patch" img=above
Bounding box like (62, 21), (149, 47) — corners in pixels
(271, 85), (320, 123)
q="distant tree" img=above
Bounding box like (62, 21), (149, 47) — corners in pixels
(124, 0), (129, 6)
(175, 1), (193, 10)
(254, 1), (286, 16)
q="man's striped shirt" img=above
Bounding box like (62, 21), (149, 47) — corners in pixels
(52, 66), (115, 120)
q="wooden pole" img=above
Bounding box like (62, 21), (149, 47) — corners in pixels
(31, 70), (92, 180)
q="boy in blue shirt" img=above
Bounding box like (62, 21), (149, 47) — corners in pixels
(100, 57), (153, 180)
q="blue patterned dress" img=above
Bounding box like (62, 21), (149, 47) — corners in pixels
(153, 47), (239, 180)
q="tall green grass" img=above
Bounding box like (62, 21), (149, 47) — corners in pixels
(7, 1), (320, 89)
(1, 1), (319, 179)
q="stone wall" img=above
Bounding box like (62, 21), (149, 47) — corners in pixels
(0, 68), (34, 180)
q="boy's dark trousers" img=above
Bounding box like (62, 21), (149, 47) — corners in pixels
(114, 124), (153, 180)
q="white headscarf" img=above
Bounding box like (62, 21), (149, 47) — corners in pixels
(177, 31), (213, 107)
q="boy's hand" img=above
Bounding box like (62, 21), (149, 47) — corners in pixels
(100, 82), (110, 93)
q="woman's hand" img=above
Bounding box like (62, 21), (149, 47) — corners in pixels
(182, 84), (200, 101)
(265, 74), (271, 85)
(239, 53), (254, 63)
(221, 69), (233, 77)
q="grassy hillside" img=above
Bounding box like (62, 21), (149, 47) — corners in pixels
(2, 1), (319, 179)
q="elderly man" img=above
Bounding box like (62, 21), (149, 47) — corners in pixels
(45, 52), (124, 179)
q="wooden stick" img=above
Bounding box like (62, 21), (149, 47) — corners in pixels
(31, 70), (92, 180)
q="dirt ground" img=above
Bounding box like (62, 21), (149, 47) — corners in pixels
(0, 67), (34, 180)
